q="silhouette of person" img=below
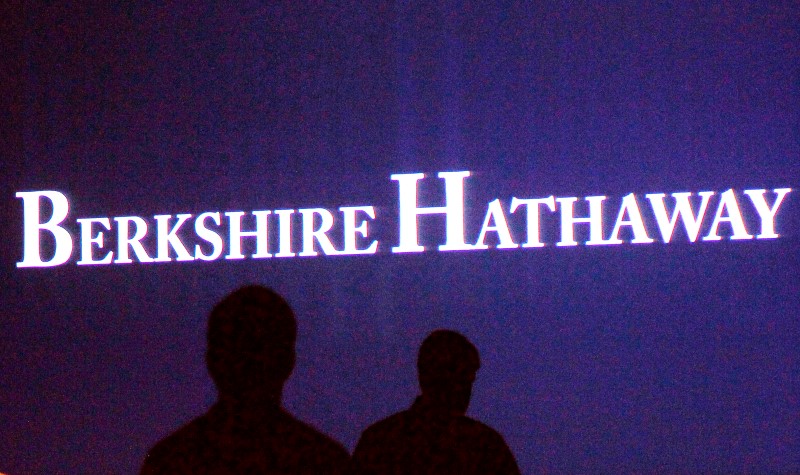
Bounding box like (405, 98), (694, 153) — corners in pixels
(140, 285), (349, 474)
(348, 329), (520, 474)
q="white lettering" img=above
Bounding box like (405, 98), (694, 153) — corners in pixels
(154, 214), (194, 262)
(474, 199), (518, 249)
(76, 217), (113, 265)
(743, 188), (791, 239)
(16, 191), (73, 267)
(340, 206), (378, 255)
(392, 171), (473, 253)
(194, 212), (223, 261)
(299, 208), (339, 256)
(646, 192), (714, 243)
(114, 216), (153, 263)
(556, 196), (608, 246)
(510, 196), (556, 248)
(225, 211), (271, 259)
(16, 174), (792, 269)
(274, 210), (295, 257)
(607, 193), (654, 244)
(703, 189), (753, 241)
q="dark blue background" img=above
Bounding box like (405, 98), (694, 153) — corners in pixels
(3, 2), (798, 473)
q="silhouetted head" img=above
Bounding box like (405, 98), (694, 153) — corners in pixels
(206, 286), (296, 402)
(417, 330), (480, 414)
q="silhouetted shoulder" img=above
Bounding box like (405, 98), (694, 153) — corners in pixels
(349, 408), (520, 475)
(454, 415), (520, 475)
(141, 406), (349, 475)
(140, 414), (216, 475)
(280, 411), (351, 467)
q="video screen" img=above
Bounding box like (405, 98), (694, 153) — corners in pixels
(4, 3), (798, 473)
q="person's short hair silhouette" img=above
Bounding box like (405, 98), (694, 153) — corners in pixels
(348, 329), (520, 474)
(140, 285), (348, 474)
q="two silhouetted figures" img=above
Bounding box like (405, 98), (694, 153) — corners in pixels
(141, 285), (519, 474)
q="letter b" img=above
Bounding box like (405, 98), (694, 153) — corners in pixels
(17, 191), (73, 267)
